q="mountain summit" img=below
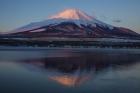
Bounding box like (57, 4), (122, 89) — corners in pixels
(49, 9), (94, 21)
(10, 9), (139, 38)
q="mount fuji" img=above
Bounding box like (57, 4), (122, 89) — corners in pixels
(10, 9), (139, 38)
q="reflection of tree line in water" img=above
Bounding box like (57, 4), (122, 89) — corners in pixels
(22, 53), (140, 73)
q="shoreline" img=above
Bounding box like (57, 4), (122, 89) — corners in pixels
(0, 46), (140, 53)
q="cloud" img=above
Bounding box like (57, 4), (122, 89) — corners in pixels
(112, 19), (122, 23)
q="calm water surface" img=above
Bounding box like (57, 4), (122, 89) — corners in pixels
(0, 49), (140, 93)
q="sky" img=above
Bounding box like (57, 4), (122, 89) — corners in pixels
(0, 0), (140, 33)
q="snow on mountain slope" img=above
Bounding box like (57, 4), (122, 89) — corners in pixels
(49, 9), (94, 21)
(11, 9), (114, 33)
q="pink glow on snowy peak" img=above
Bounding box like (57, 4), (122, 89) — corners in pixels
(48, 9), (94, 21)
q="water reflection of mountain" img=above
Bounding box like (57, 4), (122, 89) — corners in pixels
(22, 53), (140, 87)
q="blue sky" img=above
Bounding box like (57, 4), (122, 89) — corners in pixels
(0, 0), (140, 33)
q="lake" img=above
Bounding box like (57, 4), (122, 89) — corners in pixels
(0, 48), (140, 93)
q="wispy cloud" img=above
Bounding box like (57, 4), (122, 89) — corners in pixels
(112, 19), (122, 23)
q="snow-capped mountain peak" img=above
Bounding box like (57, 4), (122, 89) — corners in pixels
(48, 9), (94, 21)
(10, 9), (140, 38)
(12, 9), (113, 33)
(10, 9), (140, 36)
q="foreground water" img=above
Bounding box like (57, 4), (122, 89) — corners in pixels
(0, 48), (140, 93)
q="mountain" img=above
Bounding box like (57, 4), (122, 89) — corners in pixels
(10, 9), (139, 38)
